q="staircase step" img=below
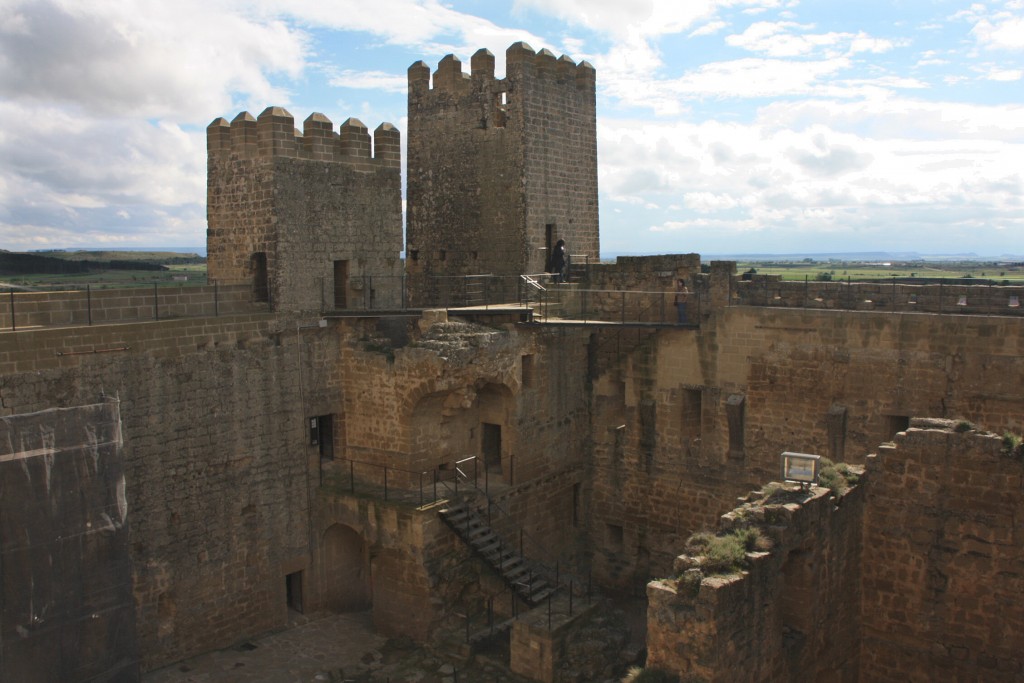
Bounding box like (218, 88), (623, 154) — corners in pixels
(476, 540), (502, 555)
(504, 568), (528, 583)
(529, 586), (556, 603)
(500, 557), (524, 572)
(470, 532), (497, 548)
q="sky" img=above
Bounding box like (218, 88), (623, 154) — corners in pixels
(0, 0), (1022, 258)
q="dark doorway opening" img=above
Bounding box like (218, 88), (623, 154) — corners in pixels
(333, 260), (348, 309)
(252, 252), (269, 302)
(285, 571), (303, 614)
(482, 423), (501, 473)
(311, 414), (334, 460)
(545, 224), (555, 271)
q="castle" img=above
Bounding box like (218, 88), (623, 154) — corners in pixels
(1, 42), (1022, 683)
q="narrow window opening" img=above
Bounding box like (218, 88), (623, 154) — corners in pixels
(726, 394), (745, 459)
(482, 423), (502, 474)
(333, 260), (348, 309)
(681, 388), (702, 446)
(572, 483), (581, 528)
(521, 354), (534, 388)
(310, 415), (335, 460)
(286, 571), (304, 614)
(251, 252), (269, 303)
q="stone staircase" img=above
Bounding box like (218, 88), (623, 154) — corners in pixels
(439, 501), (557, 606)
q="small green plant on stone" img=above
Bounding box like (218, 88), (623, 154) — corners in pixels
(835, 463), (860, 486)
(954, 419), (976, 433)
(1002, 432), (1023, 457)
(686, 526), (767, 576)
(760, 482), (786, 501)
(817, 457), (863, 495)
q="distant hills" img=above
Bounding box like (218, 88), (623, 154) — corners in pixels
(1, 250), (204, 276)
(606, 251), (1024, 262)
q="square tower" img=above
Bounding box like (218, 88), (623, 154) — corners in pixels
(405, 43), (599, 298)
(206, 107), (403, 312)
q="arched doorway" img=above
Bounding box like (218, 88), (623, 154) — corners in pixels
(321, 524), (371, 612)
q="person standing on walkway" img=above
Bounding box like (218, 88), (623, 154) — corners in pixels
(550, 239), (567, 283)
(675, 279), (690, 324)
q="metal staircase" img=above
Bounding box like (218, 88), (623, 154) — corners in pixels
(439, 501), (557, 606)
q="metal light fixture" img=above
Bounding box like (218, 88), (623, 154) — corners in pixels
(781, 452), (820, 488)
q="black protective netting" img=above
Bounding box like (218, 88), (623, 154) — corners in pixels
(1, 399), (139, 682)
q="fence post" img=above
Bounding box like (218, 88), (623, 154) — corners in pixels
(153, 282), (159, 320)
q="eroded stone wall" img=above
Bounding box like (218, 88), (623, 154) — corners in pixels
(860, 420), (1024, 681)
(646, 482), (864, 682)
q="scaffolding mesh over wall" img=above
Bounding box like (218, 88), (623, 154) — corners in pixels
(0, 398), (139, 682)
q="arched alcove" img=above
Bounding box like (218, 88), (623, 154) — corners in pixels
(320, 523), (371, 612)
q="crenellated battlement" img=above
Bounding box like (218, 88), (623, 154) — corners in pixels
(408, 42), (595, 96)
(207, 107), (400, 169)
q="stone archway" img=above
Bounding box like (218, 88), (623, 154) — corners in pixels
(320, 523), (371, 612)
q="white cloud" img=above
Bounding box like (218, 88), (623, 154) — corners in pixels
(327, 69), (409, 93)
(971, 15), (1024, 50)
(598, 93), (1024, 252)
(726, 22), (896, 58)
(689, 20), (728, 37)
(984, 67), (1023, 80)
(0, 0), (307, 121)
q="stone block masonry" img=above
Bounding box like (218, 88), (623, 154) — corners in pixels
(0, 314), (342, 671)
(646, 480), (864, 682)
(406, 43), (598, 301)
(860, 420), (1024, 682)
(207, 107), (403, 313)
(0, 283), (265, 330)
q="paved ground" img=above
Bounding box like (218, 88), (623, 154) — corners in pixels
(142, 611), (536, 683)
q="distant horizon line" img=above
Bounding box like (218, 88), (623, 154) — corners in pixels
(23, 247), (1024, 262)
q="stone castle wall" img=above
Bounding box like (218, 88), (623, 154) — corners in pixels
(406, 43), (598, 293)
(207, 108), (402, 312)
(643, 420), (1024, 683)
(0, 283), (265, 330)
(860, 421), (1024, 681)
(0, 315), (334, 670)
(587, 304), (1024, 585)
(646, 481), (864, 682)
(734, 276), (1024, 317)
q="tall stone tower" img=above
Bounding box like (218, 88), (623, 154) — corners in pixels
(206, 107), (403, 312)
(405, 42), (599, 291)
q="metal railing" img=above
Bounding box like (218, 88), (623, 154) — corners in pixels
(735, 276), (1024, 317)
(2, 282), (268, 331)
